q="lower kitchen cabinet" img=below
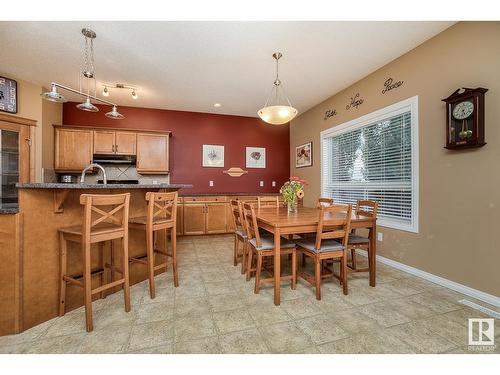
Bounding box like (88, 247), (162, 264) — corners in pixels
(206, 203), (227, 234)
(183, 203), (206, 235)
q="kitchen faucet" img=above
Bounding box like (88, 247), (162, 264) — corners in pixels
(80, 163), (107, 184)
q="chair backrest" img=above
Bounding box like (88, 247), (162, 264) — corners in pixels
(145, 191), (178, 226)
(355, 200), (378, 218)
(242, 202), (262, 248)
(257, 196), (280, 209)
(230, 199), (245, 232)
(80, 193), (131, 236)
(314, 204), (352, 250)
(317, 197), (334, 208)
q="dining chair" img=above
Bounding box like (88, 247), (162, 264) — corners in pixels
(58, 193), (131, 332)
(295, 204), (352, 300)
(257, 196), (280, 209)
(242, 202), (297, 293)
(129, 192), (178, 299)
(230, 200), (249, 273)
(317, 197), (334, 207)
(348, 200), (378, 272)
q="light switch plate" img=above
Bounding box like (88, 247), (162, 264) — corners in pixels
(209, 180), (214, 187)
(260, 181), (264, 187)
(377, 232), (383, 242)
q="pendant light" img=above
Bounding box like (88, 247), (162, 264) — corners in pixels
(40, 28), (124, 119)
(258, 52), (298, 125)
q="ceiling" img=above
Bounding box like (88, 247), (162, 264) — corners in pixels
(0, 21), (454, 117)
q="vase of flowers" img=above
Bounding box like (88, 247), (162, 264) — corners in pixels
(280, 176), (308, 214)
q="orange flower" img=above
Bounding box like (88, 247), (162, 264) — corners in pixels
(296, 190), (305, 199)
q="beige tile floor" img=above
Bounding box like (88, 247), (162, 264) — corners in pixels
(1, 234), (499, 354)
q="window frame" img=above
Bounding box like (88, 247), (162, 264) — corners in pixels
(320, 95), (419, 233)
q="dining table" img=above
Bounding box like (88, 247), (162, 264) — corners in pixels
(255, 206), (377, 306)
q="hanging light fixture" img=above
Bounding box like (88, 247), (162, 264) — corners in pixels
(101, 83), (139, 100)
(102, 86), (109, 97)
(40, 28), (124, 119)
(258, 52), (298, 125)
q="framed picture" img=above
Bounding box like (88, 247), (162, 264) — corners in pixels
(246, 147), (266, 169)
(202, 144), (224, 167)
(295, 142), (312, 168)
(0, 76), (18, 114)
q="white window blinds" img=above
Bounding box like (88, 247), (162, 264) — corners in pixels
(321, 96), (418, 232)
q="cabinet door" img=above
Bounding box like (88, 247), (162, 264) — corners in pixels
(206, 203), (227, 234)
(55, 128), (93, 172)
(183, 204), (206, 235)
(115, 132), (136, 155)
(136, 133), (169, 174)
(93, 130), (115, 154)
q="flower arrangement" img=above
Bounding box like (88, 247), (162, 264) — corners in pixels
(280, 176), (309, 213)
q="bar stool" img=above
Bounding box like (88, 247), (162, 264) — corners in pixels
(58, 193), (131, 332)
(129, 191), (178, 299)
(348, 200), (378, 273)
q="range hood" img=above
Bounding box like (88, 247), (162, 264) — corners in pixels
(93, 154), (136, 164)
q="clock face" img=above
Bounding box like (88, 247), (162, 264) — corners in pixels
(452, 100), (474, 120)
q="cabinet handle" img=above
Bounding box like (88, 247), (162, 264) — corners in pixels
(112, 145), (115, 152)
(115, 144), (118, 152)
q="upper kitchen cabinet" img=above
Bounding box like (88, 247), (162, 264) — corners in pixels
(136, 133), (169, 174)
(94, 130), (136, 155)
(54, 127), (93, 172)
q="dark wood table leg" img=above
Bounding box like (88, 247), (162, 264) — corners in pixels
(369, 223), (377, 287)
(274, 228), (281, 306)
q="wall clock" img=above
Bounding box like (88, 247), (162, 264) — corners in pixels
(0, 76), (18, 114)
(442, 87), (487, 149)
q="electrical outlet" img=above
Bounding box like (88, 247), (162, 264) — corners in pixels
(377, 232), (383, 242)
(152, 180), (158, 185)
(260, 181), (264, 187)
(272, 181), (276, 187)
(209, 180), (214, 187)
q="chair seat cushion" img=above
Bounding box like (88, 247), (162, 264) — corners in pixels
(348, 234), (370, 244)
(249, 236), (295, 251)
(295, 237), (344, 253)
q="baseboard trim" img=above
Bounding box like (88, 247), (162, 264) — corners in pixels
(356, 250), (500, 308)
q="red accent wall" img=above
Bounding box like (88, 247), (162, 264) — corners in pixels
(63, 103), (290, 194)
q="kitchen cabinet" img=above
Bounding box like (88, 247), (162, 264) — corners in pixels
(54, 128), (93, 172)
(93, 130), (136, 155)
(206, 203), (227, 234)
(183, 203), (206, 235)
(136, 133), (169, 174)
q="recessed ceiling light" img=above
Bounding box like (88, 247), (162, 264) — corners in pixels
(214, 103), (222, 108)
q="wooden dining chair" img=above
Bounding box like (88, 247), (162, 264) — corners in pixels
(243, 203), (297, 292)
(58, 193), (131, 332)
(317, 197), (334, 207)
(129, 192), (178, 299)
(295, 204), (352, 300)
(257, 196), (280, 209)
(348, 200), (378, 272)
(230, 200), (248, 273)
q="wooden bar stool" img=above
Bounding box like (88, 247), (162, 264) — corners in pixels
(129, 191), (178, 299)
(243, 203), (297, 293)
(348, 200), (378, 273)
(58, 193), (131, 332)
(295, 204), (352, 300)
(230, 200), (248, 273)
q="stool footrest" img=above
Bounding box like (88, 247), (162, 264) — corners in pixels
(130, 257), (148, 265)
(63, 276), (84, 288)
(153, 263), (168, 271)
(92, 278), (125, 295)
(105, 263), (124, 274)
(63, 268), (105, 287)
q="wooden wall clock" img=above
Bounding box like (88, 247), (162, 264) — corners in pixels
(442, 87), (487, 150)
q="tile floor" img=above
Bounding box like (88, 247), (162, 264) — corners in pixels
(1, 234), (499, 354)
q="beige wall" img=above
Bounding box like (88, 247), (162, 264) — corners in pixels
(41, 91), (62, 170)
(290, 22), (500, 296)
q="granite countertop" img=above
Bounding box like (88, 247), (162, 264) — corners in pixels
(16, 183), (193, 190)
(0, 203), (19, 214)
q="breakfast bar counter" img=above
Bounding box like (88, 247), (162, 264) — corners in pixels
(0, 183), (191, 336)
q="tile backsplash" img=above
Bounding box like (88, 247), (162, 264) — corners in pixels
(49, 165), (169, 184)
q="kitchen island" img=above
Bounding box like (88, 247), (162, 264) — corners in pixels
(0, 182), (191, 336)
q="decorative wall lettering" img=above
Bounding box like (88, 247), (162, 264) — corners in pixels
(382, 77), (404, 94)
(346, 93), (364, 110)
(324, 108), (337, 120)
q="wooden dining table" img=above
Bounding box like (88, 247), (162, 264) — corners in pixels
(255, 206), (377, 306)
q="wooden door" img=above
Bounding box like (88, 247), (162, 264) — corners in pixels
(115, 132), (136, 155)
(54, 128), (93, 172)
(206, 202), (227, 234)
(176, 200), (184, 236)
(136, 133), (169, 174)
(93, 130), (115, 154)
(183, 203), (206, 235)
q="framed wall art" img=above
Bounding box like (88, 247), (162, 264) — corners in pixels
(0, 76), (18, 114)
(246, 147), (266, 168)
(202, 144), (225, 167)
(295, 141), (312, 168)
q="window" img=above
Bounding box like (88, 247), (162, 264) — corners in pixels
(321, 96), (419, 232)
